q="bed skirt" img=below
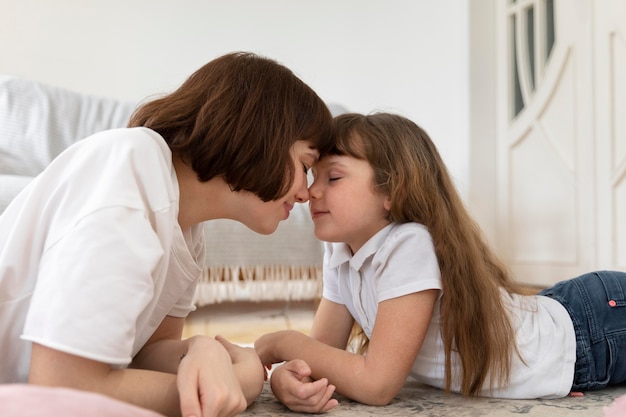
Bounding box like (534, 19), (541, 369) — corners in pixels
(194, 265), (323, 305)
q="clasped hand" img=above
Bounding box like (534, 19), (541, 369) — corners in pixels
(177, 335), (262, 417)
(255, 332), (338, 413)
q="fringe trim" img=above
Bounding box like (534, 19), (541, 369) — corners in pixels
(193, 265), (322, 306)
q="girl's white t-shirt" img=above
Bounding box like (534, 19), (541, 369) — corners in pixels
(0, 127), (204, 383)
(322, 222), (576, 399)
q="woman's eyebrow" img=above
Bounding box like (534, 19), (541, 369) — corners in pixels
(305, 151), (319, 161)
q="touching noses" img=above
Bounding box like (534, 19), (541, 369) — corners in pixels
(295, 172), (310, 203)
(308, 179), (320, 200)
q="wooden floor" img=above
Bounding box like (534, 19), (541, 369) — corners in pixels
(182, 300), (316, 345)
(182, 287), (543, 346)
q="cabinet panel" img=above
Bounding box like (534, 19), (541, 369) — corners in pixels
(496, 0), (595, 286)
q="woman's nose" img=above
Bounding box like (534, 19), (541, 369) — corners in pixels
(295, 175), (310, 203)
(308, 180), (320, 200)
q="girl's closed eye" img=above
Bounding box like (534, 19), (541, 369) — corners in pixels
(327, 169), (343, 182)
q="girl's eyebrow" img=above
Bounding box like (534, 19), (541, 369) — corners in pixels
(313, 156), (348, 169)
(326, 159), (348, 168)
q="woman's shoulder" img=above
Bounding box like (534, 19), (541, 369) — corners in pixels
(77, 127), (168, 156)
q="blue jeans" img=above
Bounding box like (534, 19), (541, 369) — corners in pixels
(539, 270), (626, 391)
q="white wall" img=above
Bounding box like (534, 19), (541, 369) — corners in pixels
(0, 0), (470, 195)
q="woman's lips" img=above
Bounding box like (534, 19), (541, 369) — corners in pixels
(283, 202), (294, 218)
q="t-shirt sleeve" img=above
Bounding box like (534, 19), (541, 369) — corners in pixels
(22, 207), (165, 365)
(168, 279), (198, 318)
(321, 243), (344, 305)
(375, 225), (442, 303)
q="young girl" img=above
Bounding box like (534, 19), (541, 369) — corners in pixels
(254, 112), (626, 413)
(0, 52), (333, 417)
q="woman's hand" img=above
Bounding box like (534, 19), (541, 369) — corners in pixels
(177, 336), (248, 417)
(215, 335), (265, 404)
(215, 335), (260, 368)
(270, 360), (338, 413)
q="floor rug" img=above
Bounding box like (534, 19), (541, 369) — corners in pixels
(242, 381), (626, 416)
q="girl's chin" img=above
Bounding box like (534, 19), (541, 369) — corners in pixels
(313, 231), (341, 243)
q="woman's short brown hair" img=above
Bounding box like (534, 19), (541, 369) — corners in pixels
(129, 51), (334, 201)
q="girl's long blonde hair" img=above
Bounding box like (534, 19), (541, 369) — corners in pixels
(331, 113), (528, 396)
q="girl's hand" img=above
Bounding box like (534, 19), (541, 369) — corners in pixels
(177, 336), (248, 417)
(270, 360), (338, 413)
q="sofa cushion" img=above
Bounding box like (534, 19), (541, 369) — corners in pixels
(0, 75), (136, 176)
(0, 175), (33, 213)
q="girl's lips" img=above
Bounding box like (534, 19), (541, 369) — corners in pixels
(310, 209), (328, 220)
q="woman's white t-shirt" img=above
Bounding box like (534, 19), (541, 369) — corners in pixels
(0, 127), (204, 383)
(322, 222), (576, 399)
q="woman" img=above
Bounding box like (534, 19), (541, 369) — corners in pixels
(0, 52), (334, 417)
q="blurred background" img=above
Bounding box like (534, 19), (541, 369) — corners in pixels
(1, 0), (624, 287)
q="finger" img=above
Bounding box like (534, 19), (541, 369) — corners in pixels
(288, 384), (338, 414)
(294, 377), (332, 400)
(282, 359), (312, 378)
(177, 365), (202, 417)
(320, 397), (340, 413)
(214, 335), (244, 361)
(318, 385), (339, 413)
(214, 335), (234, 348)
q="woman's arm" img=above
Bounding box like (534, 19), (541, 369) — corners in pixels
(133, 316), (264, 406)
(131, 316), (187, 374)
(29, 343), (183, 417)
(29, 315), (263, 417)
(257, 290), (438, 406)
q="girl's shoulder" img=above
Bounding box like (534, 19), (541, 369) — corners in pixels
(385, 222), (433, 244)
(376, 222), (436, 259)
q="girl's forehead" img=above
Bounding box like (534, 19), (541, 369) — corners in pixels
(313, 155), (353, 170)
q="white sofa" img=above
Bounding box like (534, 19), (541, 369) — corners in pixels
(0, 75), (325, 305)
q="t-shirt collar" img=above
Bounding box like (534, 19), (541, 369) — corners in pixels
(328, 223), (396, 271)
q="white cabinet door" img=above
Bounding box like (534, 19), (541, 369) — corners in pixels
(495, 0), (597, 286)
(594, 0), (626, 272)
